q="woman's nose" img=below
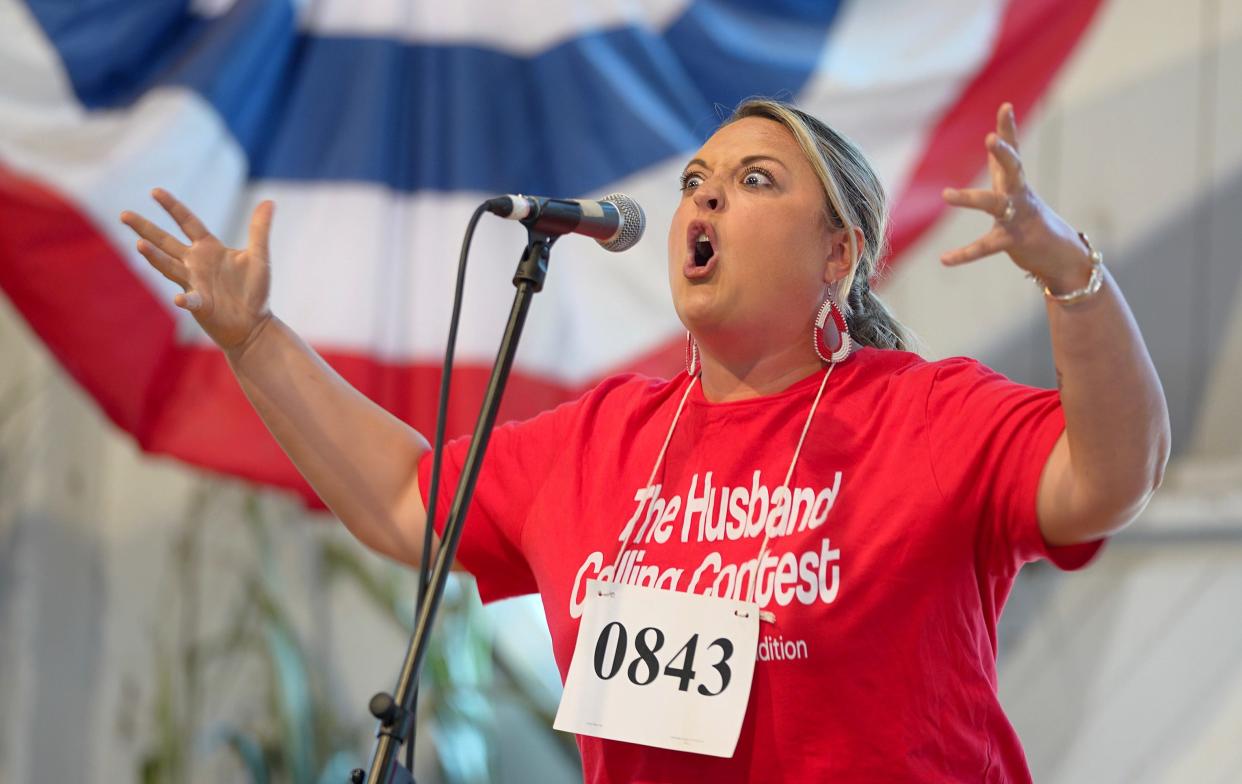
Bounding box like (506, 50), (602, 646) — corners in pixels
(693, 180), (723, 211)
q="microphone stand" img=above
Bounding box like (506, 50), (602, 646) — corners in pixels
(353, 227), (557, 784)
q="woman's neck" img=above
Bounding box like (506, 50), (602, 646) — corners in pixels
(697, 345), (825, 402)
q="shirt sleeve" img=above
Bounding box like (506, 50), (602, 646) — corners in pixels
(924, 357), (1105, 576)
(417, 396), (578, 603)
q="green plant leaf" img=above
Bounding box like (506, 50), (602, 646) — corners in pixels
(207, 725), (271, 784)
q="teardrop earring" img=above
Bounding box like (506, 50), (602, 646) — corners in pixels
(813, 293), (852, 364)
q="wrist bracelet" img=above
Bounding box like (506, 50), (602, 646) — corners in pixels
(1025, 232), (1105, 305)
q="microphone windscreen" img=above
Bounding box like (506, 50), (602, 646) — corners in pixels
(599, 193), (645, 252)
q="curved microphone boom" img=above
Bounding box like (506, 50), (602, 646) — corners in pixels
(485, 193), (645, 252)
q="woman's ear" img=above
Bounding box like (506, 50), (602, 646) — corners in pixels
(824, 225), (865, 284)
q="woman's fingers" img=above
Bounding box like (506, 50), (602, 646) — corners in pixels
(152, 188), (212, 242)
(120, 210), (189, 259)
(939, 103), (1027, 265)
(997, 102), (1019, 151)
(248, 200), (274, 259)
(940, 229), (1009, 266)
(984, 103), (1022, 194)
(136, 238), (189, 286)
(133, 231), (204, 310)
(942, 187), (1010, 219)
(987, 133), (1025, 191)
(173, 290), (205, 311)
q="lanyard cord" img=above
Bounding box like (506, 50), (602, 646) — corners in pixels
(610, 375), (698, 574)
(748, 364), (834, 603)
(610, 365), (836, 589)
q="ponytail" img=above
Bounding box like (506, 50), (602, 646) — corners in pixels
(846, 274), (913, 352)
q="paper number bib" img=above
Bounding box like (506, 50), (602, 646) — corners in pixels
(554, 579), (759, 758)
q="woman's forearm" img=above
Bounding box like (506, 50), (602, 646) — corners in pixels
(938, 103), (1171, 541)
(226, 315), (431, 562)
(1043, 259), (1171, 533)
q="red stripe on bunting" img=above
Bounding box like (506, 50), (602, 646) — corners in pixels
(884, 0), (1106, 266)
(0, 0), (1103, 505)
(605, 0), (1107, 376)
(0, 164), (577, 504)
(0, 165), (178, 434)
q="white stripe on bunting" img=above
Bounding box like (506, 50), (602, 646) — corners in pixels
(295, 0), (690, 53)
(801, 0), (1005, 190)
(0, 0), (1008, 385)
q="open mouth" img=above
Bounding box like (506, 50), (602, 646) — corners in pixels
(685, 222), (718, 277)
(693, 233), (713, 266)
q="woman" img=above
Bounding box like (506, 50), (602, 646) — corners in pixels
(120, 99), (1169, 782)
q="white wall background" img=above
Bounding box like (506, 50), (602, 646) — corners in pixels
(890, 1), (1242, 780)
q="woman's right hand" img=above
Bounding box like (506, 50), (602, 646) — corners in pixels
(120, 189), (275, 357)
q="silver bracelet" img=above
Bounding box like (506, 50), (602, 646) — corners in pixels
(1025, 232), (1104, 305)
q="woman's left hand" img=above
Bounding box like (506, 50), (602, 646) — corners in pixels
(940, 103), (1094, 293)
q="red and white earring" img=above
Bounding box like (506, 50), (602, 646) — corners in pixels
(813, 294), (852, 364)
(686, 332), (701, 376)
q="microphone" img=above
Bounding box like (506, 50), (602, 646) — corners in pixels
(485, 193), (645, 252)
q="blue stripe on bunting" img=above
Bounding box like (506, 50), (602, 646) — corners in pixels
(24, 0), (841, 197)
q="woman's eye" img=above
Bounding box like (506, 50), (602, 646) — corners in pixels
(742, 168), (774, 187)
(680, 172), (704, 191)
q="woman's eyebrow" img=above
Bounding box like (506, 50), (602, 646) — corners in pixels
(681, 154), (788, 174)
(739, 154), (787, 170)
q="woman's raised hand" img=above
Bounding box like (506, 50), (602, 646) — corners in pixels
(121, 189), (275, 355)
(940, 103), (1094, 292)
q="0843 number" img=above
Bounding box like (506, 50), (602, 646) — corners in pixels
(591, 621), (733, 696)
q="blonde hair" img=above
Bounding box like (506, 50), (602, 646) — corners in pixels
(726, 98), (915, 352)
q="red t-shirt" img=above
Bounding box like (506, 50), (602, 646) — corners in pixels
(418, 347), (1104, 783)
